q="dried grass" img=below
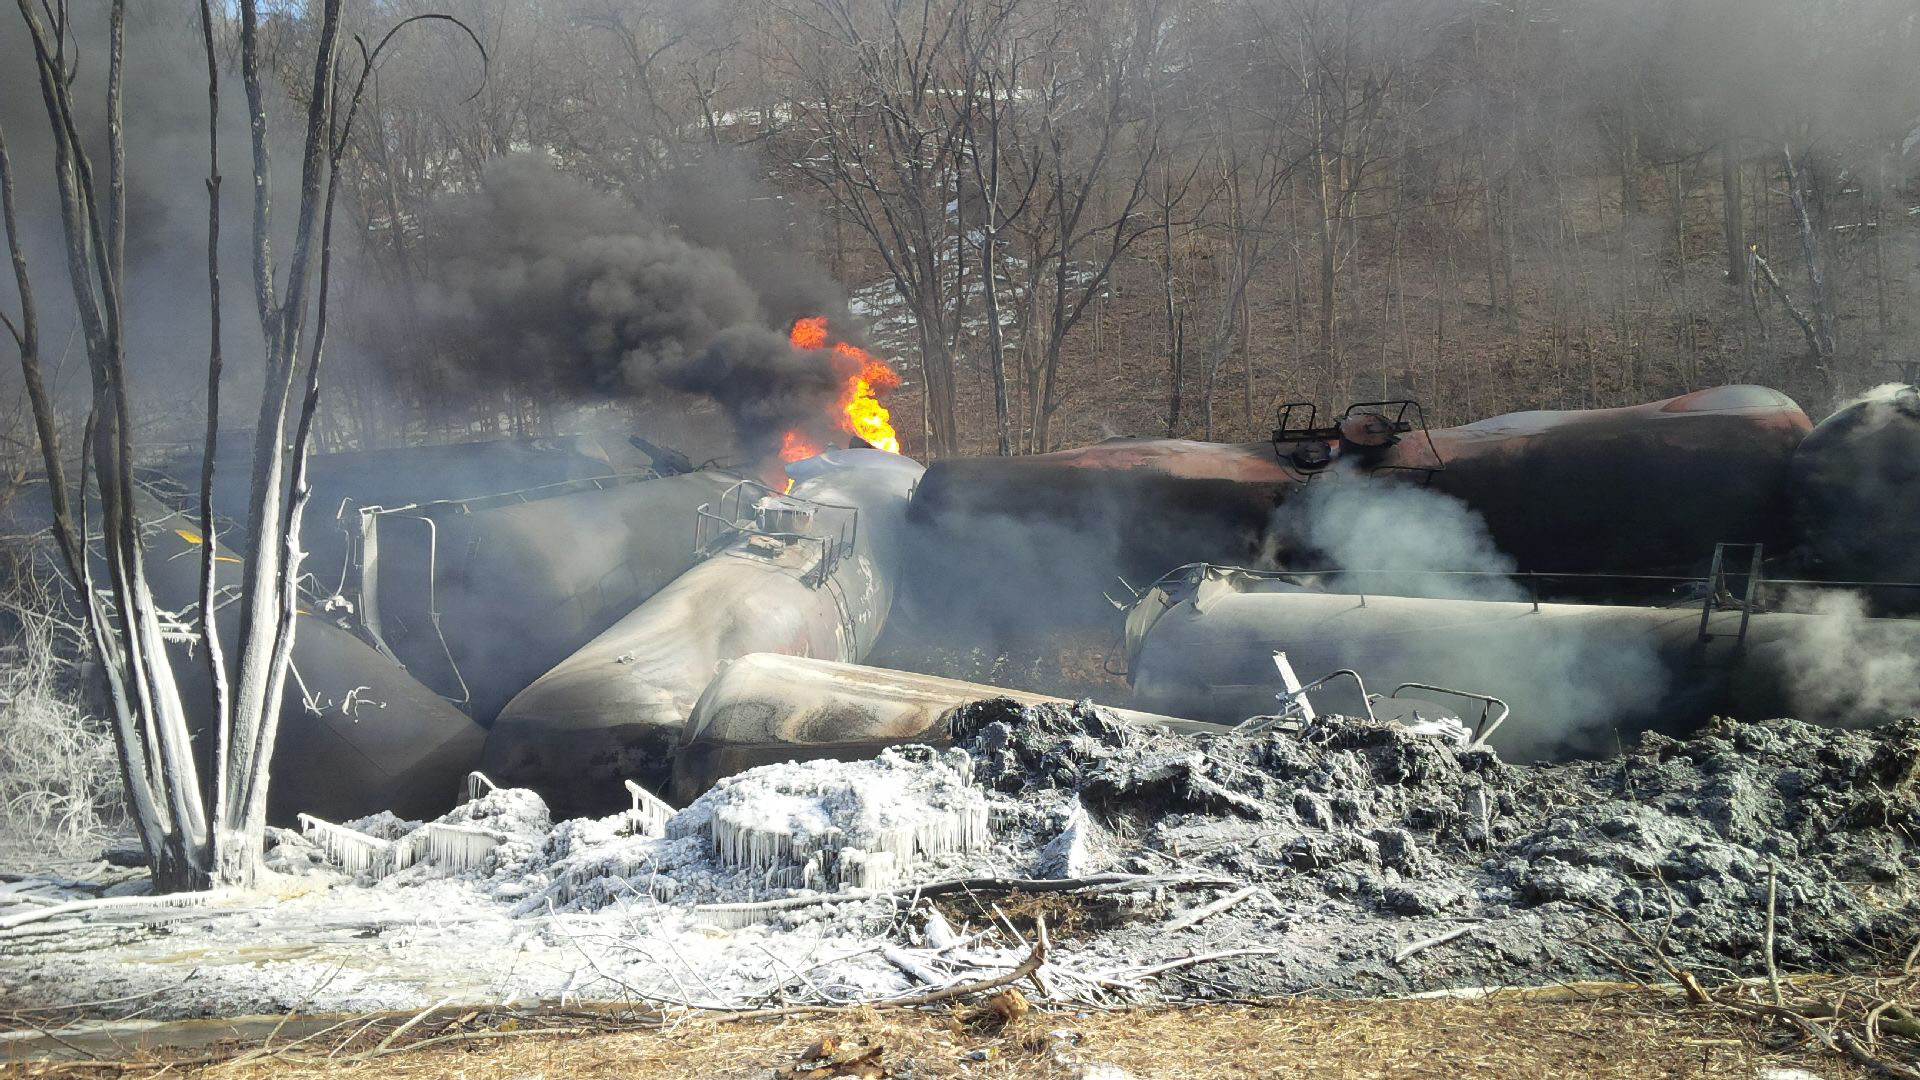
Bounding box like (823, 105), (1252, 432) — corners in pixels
(9, 994), (1882, 1080)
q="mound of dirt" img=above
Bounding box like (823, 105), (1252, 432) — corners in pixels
(953, 700), (1920, 995)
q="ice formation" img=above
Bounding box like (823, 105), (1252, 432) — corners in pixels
(299, 785), (545, 882)
(625, 779), (674, 836)
(408, 823), (503, 873)
(669, 748), (990, 892)
(296, 814), (398, 880)
(1037, 797), (1099, 879)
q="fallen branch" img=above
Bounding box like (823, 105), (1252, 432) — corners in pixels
(691, 873), (1233, 925)
(1164, 885), (1262, 933)
(1393, 923), (1480, 965)
(0, 889), (238, 932)
(1108, 947), (1284, 983)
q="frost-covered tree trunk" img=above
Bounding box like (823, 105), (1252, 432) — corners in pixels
(0, 0), (462, 890)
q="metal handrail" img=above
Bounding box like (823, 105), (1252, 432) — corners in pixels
(692, 479), (861, 588)
(1388, 682), (1509, 746)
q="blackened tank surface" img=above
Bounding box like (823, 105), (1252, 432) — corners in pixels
(482, 449), (924, 815)
(1789, 384), (1920, 600)
(1, 481), (487, 824)
(363, 470), (741, 723)
(909, 386), (1812, 588)
(134, 508), (489, 823)
(1122, 563), (1920, 762)
(165, 433), (657, 586)
(1422, 385), (1812, 577)
(668, 652), (1213, 801)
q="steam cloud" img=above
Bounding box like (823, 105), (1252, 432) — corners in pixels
(1772, 589), (1920, 725)
(1261, 470), (1519, 599)
(1260, 470), (1671, 758)
(391, 155), (855, 456)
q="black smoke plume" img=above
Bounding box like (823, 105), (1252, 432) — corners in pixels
(391, 155), (852, 457)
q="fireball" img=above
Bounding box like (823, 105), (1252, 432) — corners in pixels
(779, 317), (902, 459)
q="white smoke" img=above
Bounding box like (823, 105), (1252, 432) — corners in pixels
(1257, 468), (1672, 759)
(1775, 589), (1920, 725)
(1261, 468), (1520, 599)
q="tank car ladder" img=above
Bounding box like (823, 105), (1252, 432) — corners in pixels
(1696, 541), (1764, 653)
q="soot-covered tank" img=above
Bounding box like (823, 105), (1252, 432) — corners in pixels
(667, 652), (1216, 801)
(165, 432), (676, 589)
(909, 386), (1812, 593)
(1, 479), (487, 823)
(1790, 383), (1920, 605)
(1122, 563), (1920, 760)
(482, 448), (924, 814)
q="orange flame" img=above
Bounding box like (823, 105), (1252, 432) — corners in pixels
(777, 317), (902, 458)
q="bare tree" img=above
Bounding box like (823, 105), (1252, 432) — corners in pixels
(0, 1), (478, 889)
(772, 0), (974, 456)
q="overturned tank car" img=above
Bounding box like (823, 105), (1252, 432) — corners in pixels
(353, 469), (740, 723)
(483, 448), (924, 814)
(909, 386), (1812, 588)
(1122, 563), (1920, 760)
(0, 479), (488, 823)
(165, 432), (677, 588)
(668, 652), (1217, 801)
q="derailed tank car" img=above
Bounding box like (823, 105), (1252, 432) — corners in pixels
(1122, 564), (1920, 760)
(668, 652), (1217, 801)
(0, 481), (489, 824)
(356, 470), (740, 723)
(167, 432), (664, 588)
(1789, 383), (1920, 607)
(909, 386), (1813, 586)
(483, 448), (924, 814)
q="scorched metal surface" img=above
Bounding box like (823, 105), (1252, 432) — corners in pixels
(1789, 383), (1920, 603)
(482, 449), (924, 813)
(359, 469), (742, 723)
(0, 480), (488, 823)
(667, 652), (1217, 801)
(1122, 564), (1920, 758)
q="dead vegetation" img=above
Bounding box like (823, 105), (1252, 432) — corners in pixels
(3, 991), (1899, 1080)
(0, 546), (120, 862)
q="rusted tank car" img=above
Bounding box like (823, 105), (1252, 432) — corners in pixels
(909, 386), (1813, 586)
(1123, 564), (1920, 760)
(482, 449), (924, 814)
(668, 652), (1216, 801)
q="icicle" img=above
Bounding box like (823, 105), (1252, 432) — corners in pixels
(623, 779), (674, 836)
(298, 813), (397, 881)
(465, 771), (500, 803)
(403, 823), (503, 874)
(680, 756), (994, 893)
(839, 848), (900, 890)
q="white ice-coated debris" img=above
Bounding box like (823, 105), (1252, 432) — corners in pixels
(298, 813), (398, 881)
(923, 904), (960, 951)
(625, 779), (674, 836)
(466, 771), (499, 802)
(300, 786), (547, 882)
(403, 824), (503, 874)
(670, 748), (990, 893)
(1038, 797), (1097, 879)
